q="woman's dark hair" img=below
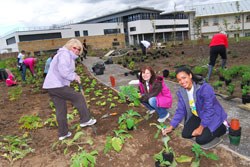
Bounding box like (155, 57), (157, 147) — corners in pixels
(175, 66), (203, 84)
(139, 66), (156, 84)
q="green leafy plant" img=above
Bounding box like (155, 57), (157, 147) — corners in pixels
(94, 89), (103, 96)
(118, 109), (141, 130)
(128, 61), (135, 70)
(153, 135), (176, 166)
(191, 143), (218, 167)
(242, 72), (250, 85)
(150, 123), (166, 139)
(169, 71), (176, 79)
(242, 85), (250, 96)
(18, 115), (43, 130)
(109, 103), (117, 109)
(104, 129), (132, 154)
(222, 69), (232, 81)
(8, 86), (23, 101)
(227, 83), (235, 95)
(52, 132), (93, 155)
(90, 79), (97, 88)
(70, 150), (98, 167)
(118, 85), (140, 106)
(44, 113), (58, 127)
(0, 134), (34, 164)
(192, 66), (207, 76)
(212, 81), (223, 90)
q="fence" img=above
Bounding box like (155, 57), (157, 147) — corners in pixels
(0, 52), (18, 60)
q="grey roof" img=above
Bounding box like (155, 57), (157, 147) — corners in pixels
(77, 6), (163, 24)
(185, 0), (250, 17)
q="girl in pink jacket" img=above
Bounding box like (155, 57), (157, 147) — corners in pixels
(139, 66), (173, 123)
(5, 69), (17, 87)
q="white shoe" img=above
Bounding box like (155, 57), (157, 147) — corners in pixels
(80, 118), (97, 127)
(59, 132), (72, 141)
(157, 113), (170, 123)
(146, 110), (155, 114)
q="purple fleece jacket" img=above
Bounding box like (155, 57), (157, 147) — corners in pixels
(170, 82), (227, 132)
(43, 47), (78, 89)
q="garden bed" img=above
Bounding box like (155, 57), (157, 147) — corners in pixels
(0, 63), (249, 166)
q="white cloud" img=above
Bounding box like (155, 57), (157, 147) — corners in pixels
(0, 0), (236, 36)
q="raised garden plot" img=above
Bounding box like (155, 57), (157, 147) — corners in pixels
(0, 55), (249, 166)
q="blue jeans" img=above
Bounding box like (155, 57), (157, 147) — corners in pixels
(142, 97), (168, 118)
(21, 63), (27, 81)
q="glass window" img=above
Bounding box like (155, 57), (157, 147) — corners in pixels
(203, 19), (209, 26)
(6, 36), (16, 45)
(104, 29), (120, 35)
(75, 31), (80, 37)
(83, 30), (88, 36)
(235, 15), (241, 23)
(213, 17), (219, 26)
(246, 15), (250, 22)
(130, 27), (136, 32)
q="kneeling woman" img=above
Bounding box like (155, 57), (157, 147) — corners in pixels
(139, 66), (172, 123)
(162, 67), (227, 145)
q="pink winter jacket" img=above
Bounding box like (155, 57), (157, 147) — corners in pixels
(23, 58), (36, 75)
(139, 76), (173, 108)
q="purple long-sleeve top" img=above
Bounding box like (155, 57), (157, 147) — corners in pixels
(170, 82), (227, 132)
(43, 47), (78, 89)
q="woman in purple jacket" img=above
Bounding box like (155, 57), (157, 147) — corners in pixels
(162, 67), (227, 145)
(43, 39), (96, 141)
(139, 66), (173, 123)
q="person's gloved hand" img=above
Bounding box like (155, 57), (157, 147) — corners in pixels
(140, 95), (148, 102)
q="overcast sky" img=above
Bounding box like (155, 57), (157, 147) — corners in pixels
(0, 0), (236, 37)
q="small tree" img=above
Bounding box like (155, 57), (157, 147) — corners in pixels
(193, 17), (202, 40)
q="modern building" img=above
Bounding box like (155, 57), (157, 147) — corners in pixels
(185, 0), (250, 40)
(0, 7), (189, 54)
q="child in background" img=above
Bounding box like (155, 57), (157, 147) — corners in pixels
(5, 69), (17, 87)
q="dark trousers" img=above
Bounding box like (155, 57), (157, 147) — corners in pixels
(83, 51), (87, 59)
(209, 45), (227, 66)
(182, 115), (226, 145)
(140, 43), (146, 55)
(21, 64), (34, 81)
(48, 86), (90, 137)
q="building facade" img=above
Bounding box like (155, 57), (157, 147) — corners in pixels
(2, 1), (250, 54)
(185, 0), (250, 40)
(0, 7), (189, 54)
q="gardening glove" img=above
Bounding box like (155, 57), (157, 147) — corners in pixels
(140, 95), (148, 102)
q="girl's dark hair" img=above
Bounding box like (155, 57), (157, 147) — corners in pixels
(139, 66), (156, 84)
(175, 66), (203, 84)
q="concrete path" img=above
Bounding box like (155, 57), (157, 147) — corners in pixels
(81, 57), (250, 160)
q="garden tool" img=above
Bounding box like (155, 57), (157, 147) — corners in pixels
(78, 83), (98, 135)
(101, 112), (118, 119)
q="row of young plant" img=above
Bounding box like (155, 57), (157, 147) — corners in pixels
(214, 65), (250, 103)
(100, 84), (220, 167)
(149, 122), (219, 167)
(1, 56), (220, 166)
(0, 62), (145, 166)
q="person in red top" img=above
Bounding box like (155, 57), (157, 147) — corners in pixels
(22, 57), (37, 81)
(207, 31), (228, 81)
(5, 69), (17, 87)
